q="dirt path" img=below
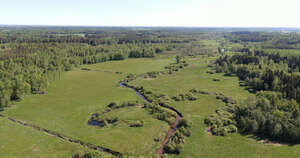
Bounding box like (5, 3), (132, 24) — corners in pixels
(1, 115), (122, 157)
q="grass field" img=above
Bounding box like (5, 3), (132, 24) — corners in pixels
(0, 57), (173, 157)
(264, 48), (300, 56)
(1, 54), (300, 157)
(84, 57), (173, 74)
(0, 117), (93, 158)
(93, 106), (164, 130)
(130, 56), (300, 158)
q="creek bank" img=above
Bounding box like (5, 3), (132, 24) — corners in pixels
(119, 82), (183, 156)
(2, 115), (122, 157)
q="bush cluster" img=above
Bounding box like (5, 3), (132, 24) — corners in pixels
(172, 93), (197, 101)
(145, 71), (160, 78)
(189, 89), (212, 95)
(163, 60), (188, 75)
(126, 120), (144, 127)
(73, 152), (113, 158)
(236, 92), (300, 143)
(215, 92), (237, 104)
(164, 118), (191, 154)
(144, 103), (175, 125)
(204, 103), (238, 136)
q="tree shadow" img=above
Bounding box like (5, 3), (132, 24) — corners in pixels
(240, 132), (298, 146)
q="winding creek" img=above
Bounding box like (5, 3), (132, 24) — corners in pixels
(0, 114), (122, 157)
(119, 82), (183, 156)
(0, 68), (183, 158)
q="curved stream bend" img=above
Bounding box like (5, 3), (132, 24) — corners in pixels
(119, 82), (182, 156)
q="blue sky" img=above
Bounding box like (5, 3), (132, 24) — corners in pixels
(0, 0), (299, 27)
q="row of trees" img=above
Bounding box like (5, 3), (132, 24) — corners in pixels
(212, 49), (300, 142)
(224, 31), (300, 49)
(0, 26), (195, 45)
(0, 28), (190, 110)
(215, 50), (300, 103)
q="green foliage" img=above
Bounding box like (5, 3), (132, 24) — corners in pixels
(204, 103), (238, 136)
(145, 71), (160, 78)
(0, 28), (188, 108)
(215, 50), (300, 104)
(172, 92), (197, 102)
(145, 103), (175, 125)
(164, 130), (185, 154)
(175, 55), (181, 64)
(213, 48), (300, 142)
(215, 92), (237, 104)
(73, 152), (115, 158)
(236, 92), (300, 143)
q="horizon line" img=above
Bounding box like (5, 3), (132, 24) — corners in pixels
(0, 24), (300, 29)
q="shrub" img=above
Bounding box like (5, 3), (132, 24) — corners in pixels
(204, 104), (238, 136)
(164, 131), (185, 154)
(81, 68), (91, 71)
(206, 70), (215, 74)
(72, 152), (108, 158)
(185, 93), (197, 101)
(178, 118), (190, 128)
(213, 78), (221, 81)
(172, 96), (181, 101)
(172, 93), (197, 101)
(227, 124), (238, 133)
(127, 120), (144, 127)
(146, 71), (160, 78)
(178, 126), (191, 137)
(107, 102), (118, 109)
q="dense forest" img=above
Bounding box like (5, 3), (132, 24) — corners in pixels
(206, 31), (300, 143)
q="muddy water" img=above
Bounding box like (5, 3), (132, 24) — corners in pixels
(120, 82), (182, 156)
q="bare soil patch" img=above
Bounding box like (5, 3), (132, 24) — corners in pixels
(259, 140), (287, 146)
(205, 127), (212, 135)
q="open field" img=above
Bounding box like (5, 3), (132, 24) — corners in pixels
(130, 56), (300, 158)
(263, 49), (300, 56)
(0, 117), (93, 158)
(0, 57), (173, 157)
(83, 57), (173, 74)
(2, 24), (300, 158)
(2, 53), (300, 157)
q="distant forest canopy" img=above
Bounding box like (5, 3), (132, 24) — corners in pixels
(223, 31), (300, 49)
(0, 26), (222, 109)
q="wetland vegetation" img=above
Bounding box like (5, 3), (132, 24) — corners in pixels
(1, 26), (300, 158)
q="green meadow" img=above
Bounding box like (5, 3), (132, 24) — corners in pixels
(0, 117), (92, 158)
(1, 55), (300, 157)
(130, 56), (300, 158)
(0, 57), (173, 157)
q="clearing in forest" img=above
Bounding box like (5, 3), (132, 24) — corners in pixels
(0, 57), (172, 157)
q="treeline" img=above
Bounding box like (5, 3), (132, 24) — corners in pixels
(224, 32), (273, 42)
(208, 49), (300, 143)
(224, 31), (300, 49)
(0, 29), (190, 110)
(215, 50), (300, 103)
(0, 42), (166, 109)
(236, 92), (300, 143)
(205, 90), (300, 143)
(0, 26), (196, 45)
